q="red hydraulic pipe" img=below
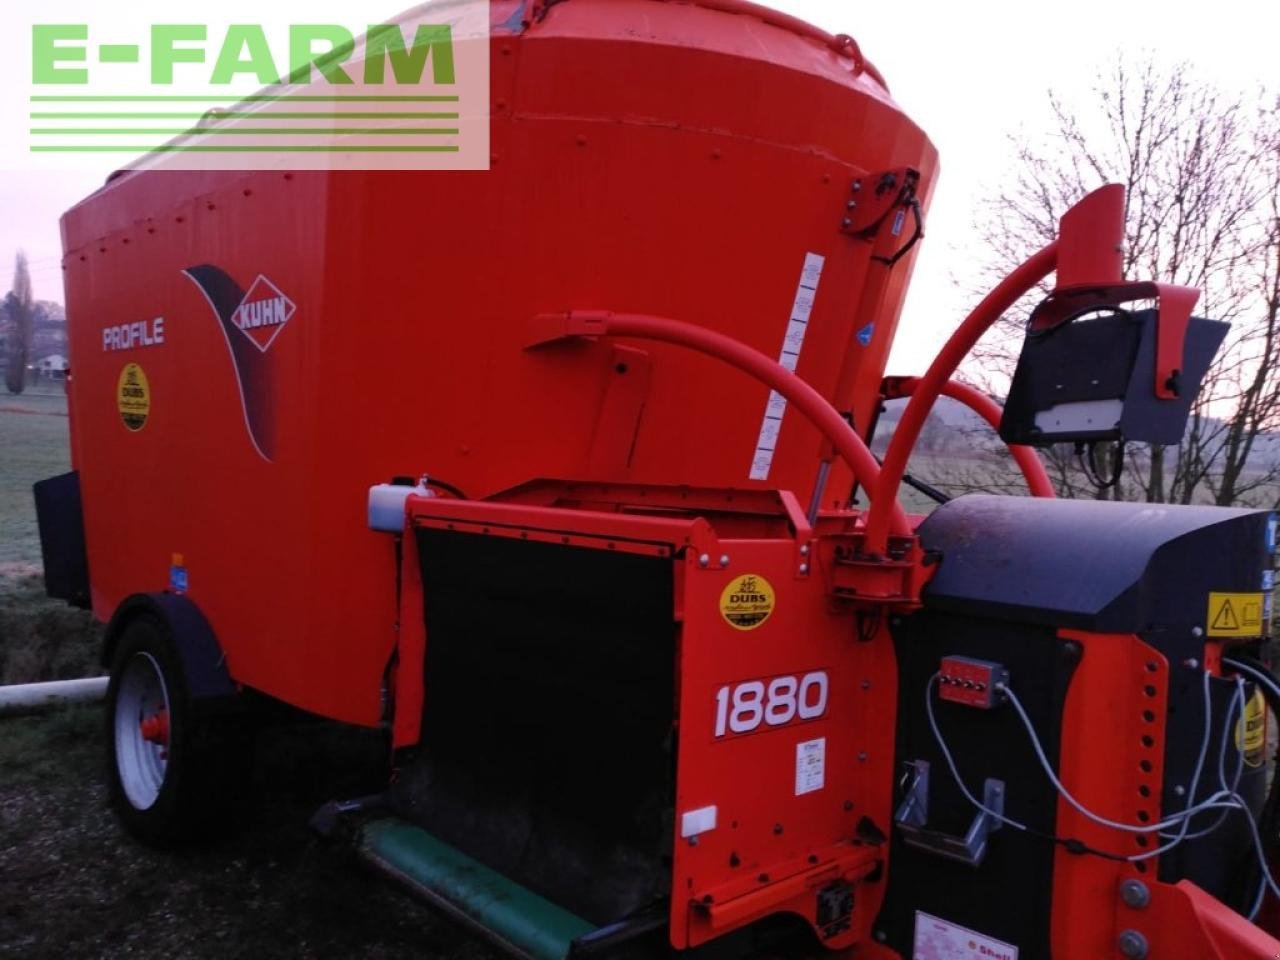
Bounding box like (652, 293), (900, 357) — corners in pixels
(531, 311), (911, 536)
(884, 377), (1056, 498)
(863, 241), (1060, 554)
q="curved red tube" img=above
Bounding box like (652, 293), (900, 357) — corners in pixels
(863, 242), (1059, 554)
(541, 311), (911, 536)
(883, 377), (1056, 499)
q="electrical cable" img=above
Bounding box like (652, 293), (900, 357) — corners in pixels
(1135, 677), (1245, 863)
(1157, 677), (1245, 844)
(998, 678), (1238, 836)
(924, 674), (1029, 832)
(925, 675), (1131, 862)
(1075, 439), (1126, 490)
(930, 655), (1280, 902)
(1222, 655), (1280, 918)
(997, 667), (1280, 916)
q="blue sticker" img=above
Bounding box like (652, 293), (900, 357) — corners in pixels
(857, 323), (875, 347)
(1267, 514), (1277, 552)
(169, 565), (188, 594)
(1263, 569), (1275, 591)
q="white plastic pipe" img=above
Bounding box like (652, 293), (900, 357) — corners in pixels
(0, 677), (109, 717)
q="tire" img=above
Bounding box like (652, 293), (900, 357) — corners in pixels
(105, 616), (245, 844)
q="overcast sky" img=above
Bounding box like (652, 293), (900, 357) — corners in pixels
(1, 0), (1275, 373)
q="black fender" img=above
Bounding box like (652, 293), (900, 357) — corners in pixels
(103, 593), (236, 700)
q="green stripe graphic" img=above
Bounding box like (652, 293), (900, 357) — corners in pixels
(31, 145), (461, 153)
(31, 112), (459, 119)
(30, 95), (459, 102)
(31, 128), (459, 136)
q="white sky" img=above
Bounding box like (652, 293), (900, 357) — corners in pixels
(1, 0), (1276, 373)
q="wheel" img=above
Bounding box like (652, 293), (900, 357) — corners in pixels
(105, 616), (245, 844)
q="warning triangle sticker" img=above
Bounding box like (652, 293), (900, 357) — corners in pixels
(1212, 599), (1240, 631)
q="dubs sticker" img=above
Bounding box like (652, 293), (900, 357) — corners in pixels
(117, 362), (150, 431)
(1237, 688), (1267, 768)
(720, 574), (776, 630)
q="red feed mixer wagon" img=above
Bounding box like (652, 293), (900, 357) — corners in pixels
(31, 1), (1280, 957)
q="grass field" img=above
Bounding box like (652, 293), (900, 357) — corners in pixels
(0, 388), (72, 567)
(0, 388), (101, 687)
(0, 394), (499, 960)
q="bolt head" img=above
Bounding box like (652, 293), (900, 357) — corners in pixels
(698, 553), (710, 568)
(719, 554), (730, 568)
(1120, 879), (1150, 909)
(841, 218), (853, 229)
(799, 562), (810, 575)
(800, 544), (810, 556)
(1117, 929), (1149, 958)
(1191, 626), (1204, 638)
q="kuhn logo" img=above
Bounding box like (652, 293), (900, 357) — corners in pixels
(231, 276), (296, 352)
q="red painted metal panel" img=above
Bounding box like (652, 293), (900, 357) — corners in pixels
(670, 538), (899, 949)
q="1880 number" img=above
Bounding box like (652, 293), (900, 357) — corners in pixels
(713, 671), (829, 738)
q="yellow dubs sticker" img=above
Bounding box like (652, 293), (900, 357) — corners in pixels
(1206, 591), (1265, 638)
(117, 362), (150, 431)
(1237, 688), (1267, 768)
(720, 573), (776, 630)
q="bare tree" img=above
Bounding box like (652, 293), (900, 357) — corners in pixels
(960, 60), (1280, 506)
(4, 251), (33, 395)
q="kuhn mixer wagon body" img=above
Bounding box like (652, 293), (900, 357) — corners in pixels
(34, 1), (1280, 958)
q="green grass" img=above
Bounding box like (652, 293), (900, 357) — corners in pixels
(0, 390), (101, 684)
(0, 387), (71, 567)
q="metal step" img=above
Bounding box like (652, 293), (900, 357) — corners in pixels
(357, 817), (594, 960)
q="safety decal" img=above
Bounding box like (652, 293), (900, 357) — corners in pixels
(1237, 688), (1267, 768)
(1206, 591), (1265, 638)
(794, 737), (825, 795)
(913, 911), (1018, 960)
(116, 362), (150, 431)
(719, 574), (775, 630)
(749, 252), (825, 481)
(856, 322), (875, 346)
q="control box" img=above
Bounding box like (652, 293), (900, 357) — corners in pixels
(938, 656), (1009, 710)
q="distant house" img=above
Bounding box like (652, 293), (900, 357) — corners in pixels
(35, 353), (68, 379)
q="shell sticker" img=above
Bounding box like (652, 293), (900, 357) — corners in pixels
(117, 362), (151, 432)
(719, 574), (776, 631)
